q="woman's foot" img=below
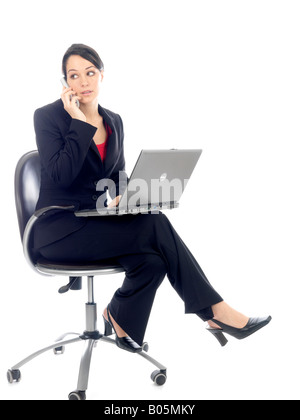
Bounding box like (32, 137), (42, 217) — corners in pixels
(103, 307), (128, 338)
(206, 302), (271, 346)
(103, 307), (142, 353)
(207, 302), (249, 330)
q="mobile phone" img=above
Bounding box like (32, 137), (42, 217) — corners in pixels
(60, 77), (80, 108)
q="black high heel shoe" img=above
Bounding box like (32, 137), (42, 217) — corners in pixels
(103, 308), (142, 353)
(207, 316), (272, 347)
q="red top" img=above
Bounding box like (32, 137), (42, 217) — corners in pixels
(96, 122), (112, 161)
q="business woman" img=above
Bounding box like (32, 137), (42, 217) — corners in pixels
(33, 44), (271, 353)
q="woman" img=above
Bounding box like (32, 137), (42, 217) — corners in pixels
(33, 44), (271, 353)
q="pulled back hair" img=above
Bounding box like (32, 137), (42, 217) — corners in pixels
(62, 44), (104, 77)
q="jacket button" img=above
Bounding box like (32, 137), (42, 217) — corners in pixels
(92, 195), (98, 201)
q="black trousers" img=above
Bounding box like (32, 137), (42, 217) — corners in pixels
(37, 213), (223, 345)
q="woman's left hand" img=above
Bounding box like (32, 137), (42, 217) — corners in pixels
(108, 195), (122, 208)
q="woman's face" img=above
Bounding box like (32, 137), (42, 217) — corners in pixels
(66, 55), (103, 105)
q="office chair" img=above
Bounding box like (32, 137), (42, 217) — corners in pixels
(7, 150), (167, 400)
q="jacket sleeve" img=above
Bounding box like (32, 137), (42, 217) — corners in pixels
(34, 107), (97, 188)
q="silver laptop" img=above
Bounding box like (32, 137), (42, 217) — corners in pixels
(75, 149), (202, 217)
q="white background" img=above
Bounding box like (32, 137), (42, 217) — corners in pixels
(0, 0), (299, 400)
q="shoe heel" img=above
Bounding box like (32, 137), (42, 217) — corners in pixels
(207, 328), (228, 347)
(103, 316), (113, 336)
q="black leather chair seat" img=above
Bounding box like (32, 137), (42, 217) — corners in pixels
(36, 257), (123, 272)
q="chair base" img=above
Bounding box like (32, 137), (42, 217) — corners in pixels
(7, 276), (167, 400)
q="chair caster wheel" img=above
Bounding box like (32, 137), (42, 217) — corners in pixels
(7, 369), (21, 384)
(54, 346), (65, 355)
(142, 342), (149, 352)
(68, 390), (86, 400)
(151, 369), (167, 386)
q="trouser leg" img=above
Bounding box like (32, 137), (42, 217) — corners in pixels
(143, 213), (223, 317)
(109, 253), (167, 346)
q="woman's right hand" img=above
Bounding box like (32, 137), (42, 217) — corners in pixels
(61, 87), (87, 122)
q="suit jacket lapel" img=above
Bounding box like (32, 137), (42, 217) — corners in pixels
(87, 104), (118, 175)
(90, 140), (100, 157)
(98, 104), (118, 174)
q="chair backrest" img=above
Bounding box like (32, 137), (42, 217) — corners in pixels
(15, 151), (41, 240)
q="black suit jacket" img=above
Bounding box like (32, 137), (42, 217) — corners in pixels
(33, 99), (127, 249)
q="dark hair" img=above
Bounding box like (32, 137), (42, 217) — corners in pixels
(62, 43), (104, 77)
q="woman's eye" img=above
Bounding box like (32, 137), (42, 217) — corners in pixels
(87, 71), (95, 76)
(70, 74), (78, 79)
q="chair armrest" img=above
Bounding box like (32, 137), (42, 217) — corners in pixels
(33, 205), (75, 218)
(23, 205), (75, 274)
